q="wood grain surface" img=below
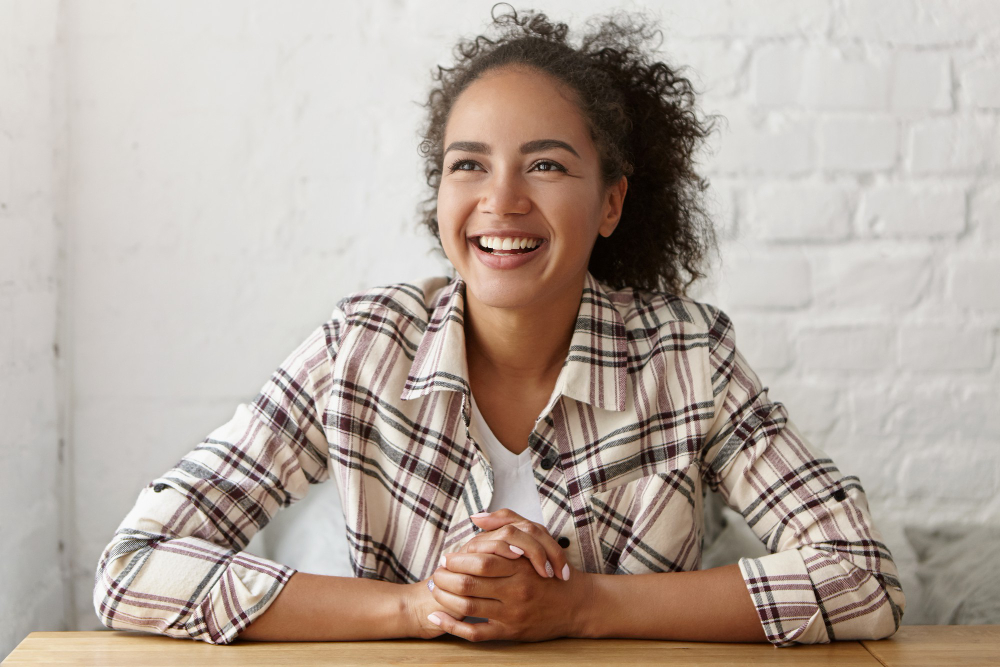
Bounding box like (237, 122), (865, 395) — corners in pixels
(4, 626), (998, 665)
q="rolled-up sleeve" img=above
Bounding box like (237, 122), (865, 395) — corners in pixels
(93, 315), (341, 645)
(700, 309), (905, 647)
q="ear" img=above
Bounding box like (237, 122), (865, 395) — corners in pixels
(598, 176), (628, 238)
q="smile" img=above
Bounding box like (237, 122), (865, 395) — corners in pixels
(474, 235), (544, 255)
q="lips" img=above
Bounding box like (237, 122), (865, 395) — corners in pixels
(468, 236), (547, 270)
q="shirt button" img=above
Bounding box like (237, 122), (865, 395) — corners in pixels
(540, 455), (556, 470)
(153, 483), (166, 492)
(833, 488), (847, 502)
(558, 536), (571, 548)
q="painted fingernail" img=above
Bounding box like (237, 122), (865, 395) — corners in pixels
(509, 545), (525, 556)
(562, 564), (570, 581)
(427, 578), (435, 592)
(471, 512), (490, 518)
(439, 555), (447, 567)
(545, 561), (554, 578)
(428, 613), (442, 626)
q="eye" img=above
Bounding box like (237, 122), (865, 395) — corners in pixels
(447, 159), (482, 173)
(530, 160), (567, 173)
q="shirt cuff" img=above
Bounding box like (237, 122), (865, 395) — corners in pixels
(738, 550), (829, 647)
(188, 548), (297, 645)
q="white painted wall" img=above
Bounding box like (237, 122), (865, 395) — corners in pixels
(0, 0), (68, 657)
(3, 0), (999, 656)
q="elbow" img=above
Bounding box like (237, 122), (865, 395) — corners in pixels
(871, 577), (906, 639)
(837, 572), (906, 642)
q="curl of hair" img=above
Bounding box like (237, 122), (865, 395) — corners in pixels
(417, 4), (719, 295)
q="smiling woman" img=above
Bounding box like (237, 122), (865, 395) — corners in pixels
(93, 4), (905, 649)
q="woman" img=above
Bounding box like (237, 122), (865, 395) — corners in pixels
(93, 7), (904, 647)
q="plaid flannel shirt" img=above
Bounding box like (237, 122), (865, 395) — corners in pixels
(94, 272), (905, 646)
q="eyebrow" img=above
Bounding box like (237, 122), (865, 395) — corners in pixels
(443, 139), (580, 158)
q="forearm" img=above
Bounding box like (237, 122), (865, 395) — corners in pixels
(578, 563), (767, 643)
(238, 572), (416, 641)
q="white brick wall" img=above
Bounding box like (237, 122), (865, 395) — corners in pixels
(3, 0), (999, 651)
(0, 0), (67, 658)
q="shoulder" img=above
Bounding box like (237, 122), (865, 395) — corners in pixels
(599, 281), (730, 345)
(331, 275), (455, 329)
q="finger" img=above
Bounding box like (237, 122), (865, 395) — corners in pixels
(464, 539), (525, 560)
(495, 523), (569, 581)
(469, 508), (525, 531)
(440, 552), (517, 579)
(430, 577), (504, 620)
(471, 511), (570, 581)
(427, 611), (501, 642)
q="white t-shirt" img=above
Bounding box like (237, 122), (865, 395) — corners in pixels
(468, 393), (545, 526)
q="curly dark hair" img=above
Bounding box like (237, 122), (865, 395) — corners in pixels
(417, 4), (719, 295)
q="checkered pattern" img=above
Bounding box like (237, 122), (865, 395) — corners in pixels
(93, 272), (904, 646)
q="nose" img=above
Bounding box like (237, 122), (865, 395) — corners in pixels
(479, 167), (530, 217)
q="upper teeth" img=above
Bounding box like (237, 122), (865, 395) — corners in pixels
(478, 236), (541, 250)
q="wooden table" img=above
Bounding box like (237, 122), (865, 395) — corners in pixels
(4, 626), (998, 665)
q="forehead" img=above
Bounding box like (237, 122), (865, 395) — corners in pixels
(444, 67), (593, 147)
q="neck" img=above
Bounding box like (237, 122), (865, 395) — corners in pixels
(463, 276), (584, 386)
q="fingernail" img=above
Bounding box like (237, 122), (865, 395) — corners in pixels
(545, 561), (554, 578)
(471, 512), (490, 518)
(509, 545), (525, 556)
(427, 578), (435, 592)
(562, 564), (570, 581)
(427, 613), (442, 626)
(439, 555), (447, 567)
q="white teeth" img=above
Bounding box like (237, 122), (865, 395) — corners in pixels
(476, 235), (542, 251)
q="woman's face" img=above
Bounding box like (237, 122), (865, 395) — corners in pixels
(436, 66), (625, 312)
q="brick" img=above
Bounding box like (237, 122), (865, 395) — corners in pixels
(907, 116), (999, 174)
(966, 386), (1000, 438)
(962, 62), (1000, 110)
(669, 40), (749, 99)
(890, 51), (952, 112)
(899, 325), (994, 371)
(849, 384), (897, 435)
(716, 250), (811, 310)
(751, 44), (802, 107)
(950, 259), (1000, 310)
(887, 383), (1000, 440)
(658, 0), (829, 39)
(819, 117), (898, 171)
(729, 315), (793, 372)
(838, 0), (978, 46)
(798, 325), (894, 371)
(767, 380), (842, 434)
(901, 452), (997, 501)
(747, 183), (854, 241)
(709, 112), (814, 175)
(861, 184), (966, 238)
(802, 47), (891, 111)
(971, 182), (1000, 243)
(813, 250), (932, 310)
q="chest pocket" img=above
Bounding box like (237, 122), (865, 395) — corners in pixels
(588, 460), (704, 575)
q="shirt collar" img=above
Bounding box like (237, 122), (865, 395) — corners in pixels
(401, 272), (629, 412)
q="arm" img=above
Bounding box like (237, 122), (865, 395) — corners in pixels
(93, 319), (339, 644)
(238, 572), (446, 641)
(580, 565), (766, 642)
(700, 309), (905, 646)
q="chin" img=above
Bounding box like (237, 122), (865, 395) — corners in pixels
(463, 275), (543, 310)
